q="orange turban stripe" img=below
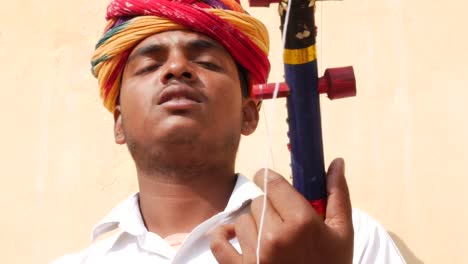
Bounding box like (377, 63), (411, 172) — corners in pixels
(92, 0), (270, 112)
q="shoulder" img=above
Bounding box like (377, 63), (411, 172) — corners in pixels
(352, 208), (406, 264)
(49, 252), (85, 264)
(49, 232), (122, 264)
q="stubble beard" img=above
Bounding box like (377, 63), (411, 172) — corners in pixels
(123, 125), (241, 182)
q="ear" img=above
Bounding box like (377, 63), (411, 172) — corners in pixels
(241, 98), (259, 136)
(113, 105), (126, 145)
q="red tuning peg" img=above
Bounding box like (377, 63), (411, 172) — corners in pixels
(248, 0), (280, 7)
(318, 66), (356, 99)
(251, 66), (356, 100)
(251, 82), (290, 100)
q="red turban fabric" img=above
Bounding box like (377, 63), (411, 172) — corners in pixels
(92, 0), (270, 112)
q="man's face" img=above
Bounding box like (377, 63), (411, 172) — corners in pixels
(114, 30), (258, 168)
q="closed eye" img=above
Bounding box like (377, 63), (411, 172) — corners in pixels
(135, 64), (161, 75)
(196, 61), (222, 71)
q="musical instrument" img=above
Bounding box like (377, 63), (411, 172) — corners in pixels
(249, 0), (356, 217)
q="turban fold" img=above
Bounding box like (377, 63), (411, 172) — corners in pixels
(91, 0), (270, 112)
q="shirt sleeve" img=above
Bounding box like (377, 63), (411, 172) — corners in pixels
(352, 209), (406, 264)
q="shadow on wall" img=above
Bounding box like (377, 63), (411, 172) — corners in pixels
(388, 232), (424, 264)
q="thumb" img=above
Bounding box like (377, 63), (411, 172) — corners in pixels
(324, 158), (353, 235)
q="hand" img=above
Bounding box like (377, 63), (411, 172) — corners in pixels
(210, 158), (354, 264)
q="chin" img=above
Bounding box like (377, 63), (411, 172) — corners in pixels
(155, 122), (203, 146)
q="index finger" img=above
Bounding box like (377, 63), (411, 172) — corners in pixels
(253, 169), (316, 222)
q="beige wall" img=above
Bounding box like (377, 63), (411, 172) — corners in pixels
(1, 0), (467, 263)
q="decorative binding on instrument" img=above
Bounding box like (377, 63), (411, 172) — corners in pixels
(310, 198), (327, 219)
(283, 45), (317, 65)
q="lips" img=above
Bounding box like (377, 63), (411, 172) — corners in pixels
(157, 84), (203, 105)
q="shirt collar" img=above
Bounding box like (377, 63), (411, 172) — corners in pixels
(91, 174), (263, 241)
(224, 174), (263, 212)
(91, 192), (146, 241)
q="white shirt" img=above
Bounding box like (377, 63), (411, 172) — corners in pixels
(51, 175), (405, 264)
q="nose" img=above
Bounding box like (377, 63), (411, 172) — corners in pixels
(160, 52), (195, 84)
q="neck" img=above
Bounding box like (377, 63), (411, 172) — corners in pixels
(136, 161), (237, 238)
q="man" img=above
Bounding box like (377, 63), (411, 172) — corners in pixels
(53, 0), (405, 263)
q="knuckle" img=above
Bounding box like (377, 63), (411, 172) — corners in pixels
(262, 230), (288, 251)
(292, 210), (315, 227)
(262, 230), (276, 244)
(267, 174), (284, 188)
(286, 211), (318, 238)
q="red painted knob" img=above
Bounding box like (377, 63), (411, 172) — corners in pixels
(248, 0), (280, 7)
(318, 66), (357, 99)
(251, 82), (290, 100)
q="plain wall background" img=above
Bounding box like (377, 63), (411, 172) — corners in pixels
(1, 0), (467, 263)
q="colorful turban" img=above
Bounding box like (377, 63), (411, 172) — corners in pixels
(91, 0), (270, 112)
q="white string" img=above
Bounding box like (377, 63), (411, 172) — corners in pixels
(319, 1), (323, 74)
(255, 0), (293, 262)
(262, 104), (277, 170)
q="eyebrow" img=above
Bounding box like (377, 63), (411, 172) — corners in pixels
(127, 43), (164, 64)
(127, 38), (226, 64)
(186, 39), (225, 53)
